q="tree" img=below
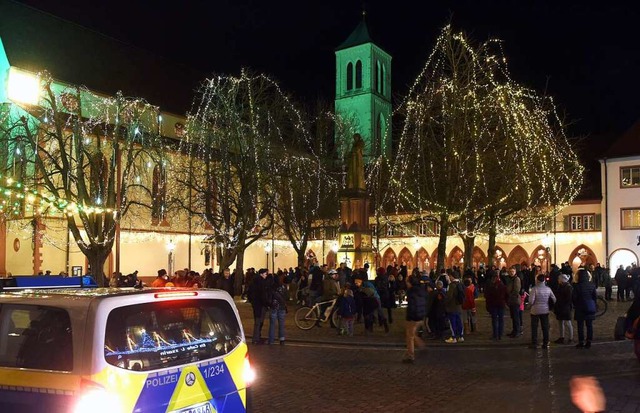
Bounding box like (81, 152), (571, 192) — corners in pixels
(175, 70), (305, 291)
(0, 72), (163, 284)
(272, 104), (344, 268)
(391, 25), (583, 270)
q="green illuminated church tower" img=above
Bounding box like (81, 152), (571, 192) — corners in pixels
(335, 18), (392, 162)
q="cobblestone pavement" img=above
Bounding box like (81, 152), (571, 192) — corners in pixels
(248, 340), (640, 413)
(236, 292), (640, 412)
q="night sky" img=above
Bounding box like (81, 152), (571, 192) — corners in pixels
(12, 0), (640, 196)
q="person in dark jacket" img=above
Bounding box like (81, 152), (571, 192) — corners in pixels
(247, 268), (271, 344)
(553, 274), (574, 344)
(615, 265), (627, 302)
(403, 275), (427, 363)
(268, 274), (287, 345)
(485, 272), (508, 340)
(337, 288), (357, 336)
(625, 292), (640, 361)
(573, 268), (597, 349)
(376, 267), (395, 323)
(216, 268), (235, 297)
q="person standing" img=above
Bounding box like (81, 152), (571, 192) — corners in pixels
(554, 274), (574, 344)
(615, 265), (627, 302)
(268, 274), (287, 345)
(402, 275), (427, 363)
(529, 274), (556, 349)
(573, 268), (597, 349)
(485, 273), (508, 340)
(625, 291), (640, 361)
(216, 268), (235, 297)
(151, 269), (168, 287)
(444, 274), (464, 343)
(506, 266), (523, 338)
(247, 268), (270, 344)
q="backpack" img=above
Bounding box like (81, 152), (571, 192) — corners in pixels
(455, 283), (464, 305)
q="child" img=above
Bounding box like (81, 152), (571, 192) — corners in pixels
(338, 288), (357, 336)
(462, 278), (477, 333)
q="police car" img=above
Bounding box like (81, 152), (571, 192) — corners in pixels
(0, 280), (255, 412)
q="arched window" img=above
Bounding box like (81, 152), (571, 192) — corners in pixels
(346, 62), (353, 91)
(381, 64), (386, 95)
(355, 60), (363, 89)
(376, 61), (382, 93)
(152, 164), (167, 224)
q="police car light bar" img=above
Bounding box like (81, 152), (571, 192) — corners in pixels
(154, 291), (199, 299)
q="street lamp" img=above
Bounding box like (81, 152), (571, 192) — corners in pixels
(167, 239), (175, 276)
(264, 242), (271, 272)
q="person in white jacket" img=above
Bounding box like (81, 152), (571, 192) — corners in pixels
(529, 273), (556, 349)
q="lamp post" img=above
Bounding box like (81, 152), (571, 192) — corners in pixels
(264, 242), (271, 273)
(167, 239), (175, 277)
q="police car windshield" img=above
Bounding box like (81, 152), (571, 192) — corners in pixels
(104, 299), (241, 371)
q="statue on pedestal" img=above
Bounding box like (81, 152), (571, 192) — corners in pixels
(347, 134), (365, 191)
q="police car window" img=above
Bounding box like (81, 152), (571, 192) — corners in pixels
(0, 305), (73, 371)
(104, 299), (242, 371)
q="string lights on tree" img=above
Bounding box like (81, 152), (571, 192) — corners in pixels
(388, 25), (583, 269)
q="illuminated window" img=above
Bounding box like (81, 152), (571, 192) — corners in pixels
(621, 208), (640, 229)
(569, 214), (595, 231)
(355, 60), (362, 89)
(417, 223), (428, 236)
(370, 224), (377, 236)
(621, 166), (640, 187)
(386, 225), (395, 237)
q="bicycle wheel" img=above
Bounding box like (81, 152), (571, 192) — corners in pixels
(294, 306), (318, 330)
(595, 296), (607, 318)
(330, 308), (340, 329)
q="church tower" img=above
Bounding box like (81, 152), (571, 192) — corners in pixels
(335, 18), (392, 162)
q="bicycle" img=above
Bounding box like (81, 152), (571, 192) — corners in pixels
(595, 295), (607, 318)
(294, 298), (340, 330)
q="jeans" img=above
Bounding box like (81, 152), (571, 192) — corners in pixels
(489, 307), (504, 339)
(577, 318), (594, 343)
(508, 304), (522, 334)
(531, 313), (550, 345)
(448, 313), (463, 338)
(557, 319), (574, 340)
(252, 306), (267, 343)
(268, 308), (286, 344)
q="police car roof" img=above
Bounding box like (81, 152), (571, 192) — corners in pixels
(0, 287), (223, 300)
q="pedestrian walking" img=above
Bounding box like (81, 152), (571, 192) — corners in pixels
(445, 274), (464, 343)
(529, 273), (556, 349)
(573, 268), (597, 349)
(402, 275), (426, 363)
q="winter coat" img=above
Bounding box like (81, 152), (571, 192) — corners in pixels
(216, 275), (235, 297)
(375, 274), (394, 309)
(506, 276), (522, 306)
(321, 278), (341, 301)
(462, 284), (476, 310)
(530, 281), (556, 316)
(484, 280), (508, 311)
(406, 285), (427, 321)
(338, 295), (357, 318)
(444, 280), (463, 314)
(554, 282), (573, 320)
(573, 272), (597, 321)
